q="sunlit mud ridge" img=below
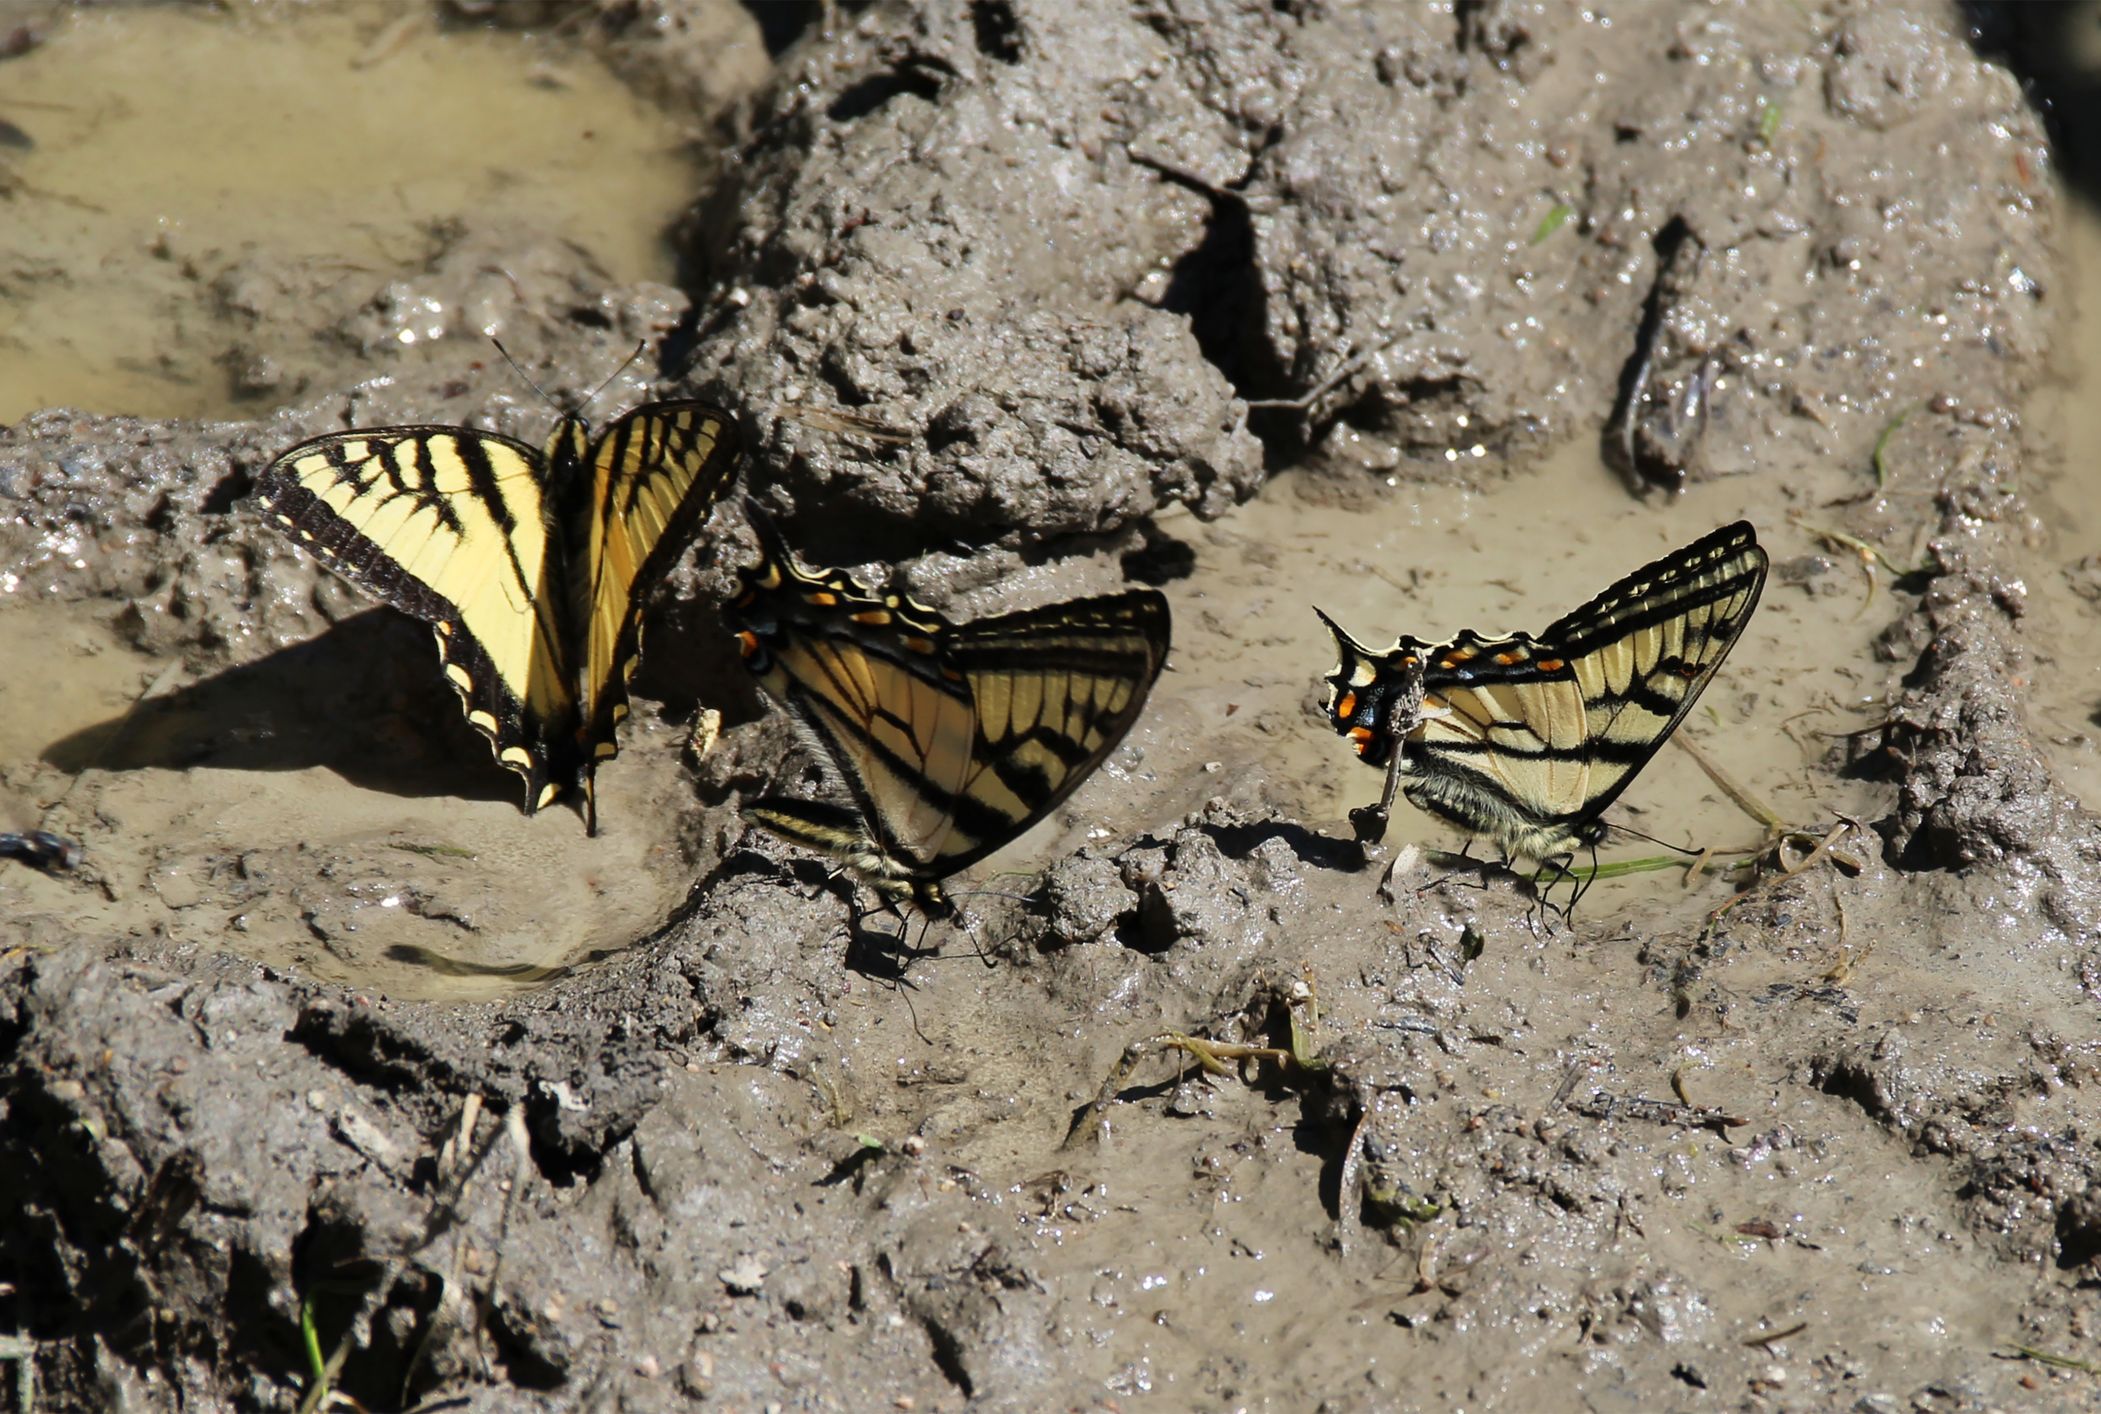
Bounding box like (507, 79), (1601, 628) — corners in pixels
(5, 3), (2099, 1410)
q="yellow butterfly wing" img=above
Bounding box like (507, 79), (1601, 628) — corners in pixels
(568, 402), (740, 826)
(255, 426), (574, 810)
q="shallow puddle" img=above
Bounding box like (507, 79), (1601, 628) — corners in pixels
(0, 594), (699, 1000)
(0, 6), (699, 421)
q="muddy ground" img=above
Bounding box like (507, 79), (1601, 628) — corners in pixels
(4, 1), (2100, 1409)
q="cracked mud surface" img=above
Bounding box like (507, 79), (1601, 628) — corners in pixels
(6, 2), (2101, 1410)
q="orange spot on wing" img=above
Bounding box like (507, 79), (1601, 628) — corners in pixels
(1536, 657), (1564, 672)
(1336, 690), (1357, 718)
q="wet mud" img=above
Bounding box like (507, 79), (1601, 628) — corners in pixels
(4, 2), (2100, 1410)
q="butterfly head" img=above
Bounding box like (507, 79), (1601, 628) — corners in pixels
(1313, 608), (1430, 768)
(536, 412), (595, 493)
(906, 878), (958, 921)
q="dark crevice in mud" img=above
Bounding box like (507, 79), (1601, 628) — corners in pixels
(919, 1313), (975, 1398)
(291, 1214), (444, 1409)
(1963, 3), (2101, 203)
(1112, 908), (1165, 956)
(655, 300), (705, 381)
(1813, 1051), (1898, 1123)
(289, 1006), (455, 1093)
(1601, 215), (1697, 493)
(198, 465), (251, 515)
(970, 0), (1023, 63)
(2054, 1194), (2101, 1272)
(526, 1092), (628, 1189)
(1332, 372), (1482, 447)
(0, 1096), (165, 1394)
(816, 1143), (884, 1188)
(741, 0), (824, 57)
(484, 1297), (571, 1392)
(827, 57), (954, 124)
(1143, 158), (1292, 461)
(225, 1243), (305, 1396)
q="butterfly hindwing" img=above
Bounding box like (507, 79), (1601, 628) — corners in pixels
(728, 504), (1171, 913)
(257, 397), (740, 829)
(1319, 521), (1768, 862)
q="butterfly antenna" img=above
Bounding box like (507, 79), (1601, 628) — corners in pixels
(1607, 821), (1702, 857)
(489, 338), (648, 417)
(489, 338), (557, 410)
(578, 340), (650, 415)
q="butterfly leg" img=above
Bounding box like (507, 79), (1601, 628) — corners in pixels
(843, 893), (942, 983)
(1348, 748), (1409, 845)
(1527, 852), (1586, 932)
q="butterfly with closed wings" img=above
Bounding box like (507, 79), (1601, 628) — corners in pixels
(255, 396), (741, 834)
(1316, 521), (1769, 895)
(725, 502), (1171, 921)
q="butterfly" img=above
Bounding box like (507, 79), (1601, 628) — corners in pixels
(724, 502), (1171, 919)
(254, 398), (741, 834)
(1316, 520), (1769, 869)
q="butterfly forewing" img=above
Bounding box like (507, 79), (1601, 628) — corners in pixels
(576, 402), (741, 753)
(256, 426), (574, 808)
(1546, 522), (1767, 822)
(937, 592), (1171, 876)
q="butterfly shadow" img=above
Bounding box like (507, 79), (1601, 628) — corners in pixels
(42, 609), (523, 809)
(705, 839), (946, 989)
(1196, 817), (1374, 875)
